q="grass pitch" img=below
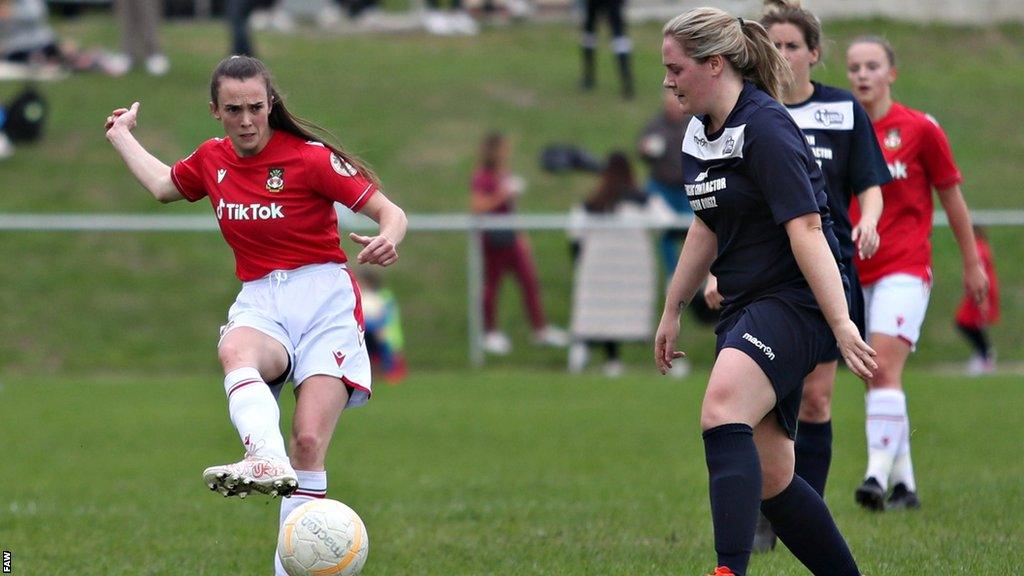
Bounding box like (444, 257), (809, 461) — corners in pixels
(1, 369), (1021, 574)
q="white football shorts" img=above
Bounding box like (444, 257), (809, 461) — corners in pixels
(862, 272), (932, 350)
(219, 262), (371, 408)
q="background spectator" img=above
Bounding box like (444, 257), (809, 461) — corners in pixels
(567, 151), (656, 377)
(471, 132), (567, 355)
(956, 225), (1000, 375)
(638, 87), (692, 276)
(112, 0), (168, 76)
(579, 0), (632, 99)
(1, 0), (127, 75)
(360, 269), (408, 384)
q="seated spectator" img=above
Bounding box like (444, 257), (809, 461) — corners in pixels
(567, 151), (658, 377)
(359, 269), (408, 384)
(0, 0), (129, 76)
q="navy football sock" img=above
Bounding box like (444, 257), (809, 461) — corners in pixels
(794, 420), (832, 497)
(703, 423), (761, 576)
(761, 475), (859, 576)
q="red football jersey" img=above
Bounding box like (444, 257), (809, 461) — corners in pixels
(171, 131), (377, 281)
(851, 102), (962, 285)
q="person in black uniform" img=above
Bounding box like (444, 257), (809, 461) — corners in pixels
(653, 7), (876, 576)
(725, 0), (890, 553)
(580, 0), (633, 99)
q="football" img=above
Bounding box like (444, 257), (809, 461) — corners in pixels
(277, 499), (369, 576)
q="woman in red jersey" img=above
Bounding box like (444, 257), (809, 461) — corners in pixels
(846, 37), (988, 512)
(105, 55), (407, 576)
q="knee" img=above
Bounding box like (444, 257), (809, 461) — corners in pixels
(760, 461), (793, 500)
(868, 364), (901, 389)
(218, 341), (250, 370)
(289, 432), (327, 469)
(700, 401), (734, 431)
(799, 388), (832, 422)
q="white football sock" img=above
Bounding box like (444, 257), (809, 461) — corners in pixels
(891, 418), (917, 491)
(864, 388), (907, 490)
(275, 469), (328, 576)
(223, 367), (288, 460)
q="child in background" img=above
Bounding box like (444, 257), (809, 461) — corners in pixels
(471, 132), (568, 355)
(955, 225), (999, 375)
(360, 269), (408, 384)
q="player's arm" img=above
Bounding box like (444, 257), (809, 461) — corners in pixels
(655, 218), (716, 374)
(852, 185), (883, 259)
(785, 212), (876, 379)
(936, 184), (988, 304)
(104, 102), (182, 203)
(349, 191), (407, 267)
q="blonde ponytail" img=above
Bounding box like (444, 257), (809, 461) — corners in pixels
(664, 7), (792, 102)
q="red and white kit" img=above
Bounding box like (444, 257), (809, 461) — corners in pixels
(172, 131), (376, 404)
(851, 102), (962, 344)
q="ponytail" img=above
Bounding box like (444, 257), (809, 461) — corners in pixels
(210, 56), (380, 187)
(664, 7), (792, 102)
(737, 18), (792, 101)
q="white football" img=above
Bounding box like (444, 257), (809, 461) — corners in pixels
(277, 499), (369, 576)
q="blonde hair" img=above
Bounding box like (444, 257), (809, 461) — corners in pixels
(663, 7), (792, 102)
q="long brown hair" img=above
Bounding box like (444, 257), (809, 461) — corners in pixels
(210, 56), (379, 187)
(478, 131), (506, 172)
(586, 151), (638, 214)
(663, 7), (792, 102)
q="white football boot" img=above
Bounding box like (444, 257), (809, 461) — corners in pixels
(203, 452), (297, 499)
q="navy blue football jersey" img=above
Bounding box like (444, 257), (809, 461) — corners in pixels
(785, 82), (891, 259)
(683, 82), (842, 316)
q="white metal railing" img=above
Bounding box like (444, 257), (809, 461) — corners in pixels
(3, 210), (1022, 365)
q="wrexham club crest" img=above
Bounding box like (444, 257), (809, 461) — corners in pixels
(266, 168), (285, 192)
(884, 128), (901, 150)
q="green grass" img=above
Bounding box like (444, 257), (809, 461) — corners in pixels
(1, 17), (1022, 375)
(1, 369), (1021, 574)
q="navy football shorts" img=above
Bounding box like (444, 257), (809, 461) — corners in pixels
(716, 294), (838, 439)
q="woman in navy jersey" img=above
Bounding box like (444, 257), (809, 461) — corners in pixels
(105, 55), (407, 576)
(653, 8), (875, 576)
(710, 0), (888, 552)
(846, 36), (987, 512)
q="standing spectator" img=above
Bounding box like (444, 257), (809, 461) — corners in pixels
(637, 87), (692, 276)
(568, 151), (655, 377)
(580, 0), (633, 99)
(423, 0), (478, 36)
(847, 36), (988, 512)
(471, 132), (567, 355)
(226, 0), (258, 56)
(955, 225), (999, 375)
(112, 0), (168, 76)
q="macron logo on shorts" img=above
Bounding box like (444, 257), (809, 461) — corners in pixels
(742, 332), (776, 361)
